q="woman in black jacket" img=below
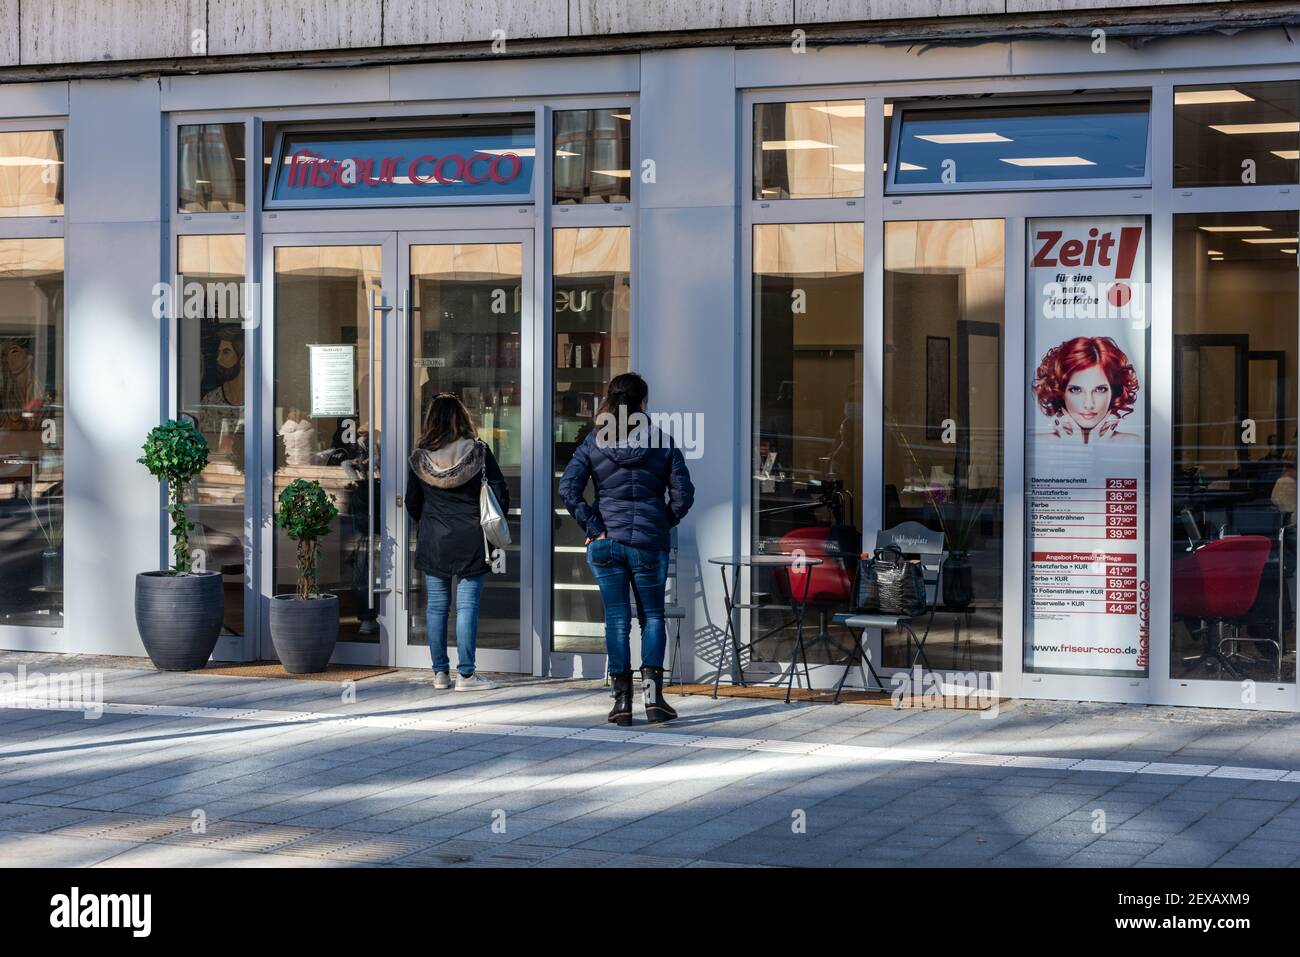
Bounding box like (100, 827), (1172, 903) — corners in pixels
(559, 373), (694, 725)
(405, 393), (510, 692)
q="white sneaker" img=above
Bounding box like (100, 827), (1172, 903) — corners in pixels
(455, 672), (496, 692)
(433, 671), (451, 690)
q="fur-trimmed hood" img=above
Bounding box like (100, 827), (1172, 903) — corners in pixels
(409, 436), (483, 489)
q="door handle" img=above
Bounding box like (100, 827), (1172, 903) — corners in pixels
(367, 287), (394, 605)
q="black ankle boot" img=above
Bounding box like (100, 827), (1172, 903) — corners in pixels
(641, 666), (678, 723)
(608, 671), (634, 726)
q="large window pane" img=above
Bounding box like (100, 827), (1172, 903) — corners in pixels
(407, 243), (524, 654)
(0, 238), (64, 625)
(1172, 210), (1298, 683)
(891, 101), (1149, 191)
(751, 222), (863, 664)
(272, 246), (382, 643)
(553, 109), (632, 205)
(0, 131), (64, 217)
(177, 235), (247, 638)
(552, 227), (631, 654)
(1175, 82), (1299, 188)
(178, 123), (246, 213)
(755, 101), (865, 199)
(884, 220), (1004, 671)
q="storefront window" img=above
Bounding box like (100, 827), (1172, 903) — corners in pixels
(0, 238), (64, 625)
(407, 242), (525, 656)
(884, 220), (1004, 671)
(1175, 82), (1299, 187)
(272, 245), (383, 643)
(553, 109), (632, 205)
(552, 227), (632, 654)
(0, 130), (64, 217)
(754, 100), (865, 199)
(177, 235), (247, 638)
(751, 222), (863, 664)
(1172, 210), (1298, 683)
(890, 101), (1149, 191)
(178, 124), (246, 213)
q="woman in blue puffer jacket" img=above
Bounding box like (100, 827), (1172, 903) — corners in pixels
(559, 372), (694, 725)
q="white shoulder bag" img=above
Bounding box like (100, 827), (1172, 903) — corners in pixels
(479, 449), (511, 558)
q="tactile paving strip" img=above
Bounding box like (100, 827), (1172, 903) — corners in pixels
(156, 820), (265, 847)
(393, 839), (494, 866)
(94, 816), (195, 843)
(268, 831), (373, 858)
(45, 814), (151, 840)
(203, 824), (320, 853)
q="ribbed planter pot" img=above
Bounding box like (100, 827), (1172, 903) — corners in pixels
(270, 594), (339, 674)
(134, 571), (224, 671)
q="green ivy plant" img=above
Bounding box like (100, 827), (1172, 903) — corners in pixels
(276, 479), (339, 600)
(138, 420), (210, 574)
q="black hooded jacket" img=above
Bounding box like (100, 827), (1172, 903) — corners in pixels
(405, 437), (510, 580)
(558, 427), (694, 553)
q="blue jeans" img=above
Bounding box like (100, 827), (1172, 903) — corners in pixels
(586, 538), (669, 674)
(425, 573), (486, 677)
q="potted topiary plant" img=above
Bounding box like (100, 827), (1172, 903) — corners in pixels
(135, 419), (224, 670)
(270, 478), (340, 673)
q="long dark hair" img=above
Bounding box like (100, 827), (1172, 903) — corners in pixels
(418, 393), (477, 451)
(596, 372), (649, 420)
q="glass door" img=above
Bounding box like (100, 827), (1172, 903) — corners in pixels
(262, 234), (395, 665)
(394, 232), (533, 672)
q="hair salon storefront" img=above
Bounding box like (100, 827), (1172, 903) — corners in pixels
(1, 23), (1298, 711)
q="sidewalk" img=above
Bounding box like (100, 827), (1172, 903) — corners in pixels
(2, 650), (1299, 868)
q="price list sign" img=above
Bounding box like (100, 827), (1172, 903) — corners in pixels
(1025, 216), (1150, 675)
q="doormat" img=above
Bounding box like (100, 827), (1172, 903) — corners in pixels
(197, 661), (398, 682)
(664, 682), (1002, 710)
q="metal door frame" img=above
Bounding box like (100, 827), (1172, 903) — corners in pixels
(392, 229), (536, 674)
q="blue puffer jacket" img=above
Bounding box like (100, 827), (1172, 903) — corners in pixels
(559, 429), (694, 553)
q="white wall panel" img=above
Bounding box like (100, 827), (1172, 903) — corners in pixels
(64, 79), (164, 658)
(207, 0), (383, 56)
(384, 0), (568, 45)
(21, 0), (204, 65)
(573, 0), (792, 34)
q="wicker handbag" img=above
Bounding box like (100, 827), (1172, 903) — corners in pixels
(857, 544), (927, 617)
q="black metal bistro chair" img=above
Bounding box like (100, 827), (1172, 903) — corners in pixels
(831, 522), (945, 704)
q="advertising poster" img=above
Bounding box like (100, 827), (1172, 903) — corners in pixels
(1025, 216), (1150, 676)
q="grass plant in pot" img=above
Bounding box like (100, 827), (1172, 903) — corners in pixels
(135, 419), (224, 671)
(270, 478), (340, 674)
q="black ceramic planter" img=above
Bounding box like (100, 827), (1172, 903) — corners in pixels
(270, 594), (339, 674)
(134, 571), (224, 671)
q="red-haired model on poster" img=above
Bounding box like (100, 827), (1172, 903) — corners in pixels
(1032, 336), (1141, 445)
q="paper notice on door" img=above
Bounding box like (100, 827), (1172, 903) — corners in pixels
(308, 343), (356, 418)
(1024, 216), (1151, 677)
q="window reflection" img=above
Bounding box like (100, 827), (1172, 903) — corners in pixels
(273, 246), (382, 643)
(883, 220), (1004, 671)
(0, 131), (63, 217)
(755, 101), (865, 199)
(752, 223), (863, 665)
(1172, 211), (1298, 683)
(1175, 82), (1299, 188)
(407, 243), (525, 653)
(891, 101), (1149, 189)
(554, 109), (632, 205)
(177, 235), (246, 638)
(178, 123), (246, 213)
(552, 227), (632, 654)
(0, 239), (64, 625)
